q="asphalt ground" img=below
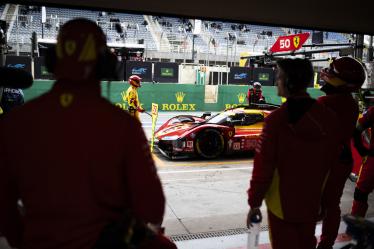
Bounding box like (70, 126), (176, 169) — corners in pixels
(140, 112), (374, 237)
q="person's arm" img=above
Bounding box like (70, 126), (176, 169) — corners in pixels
(134, 91), (144, 112)
(247, 89), (251, 102)
(247, 115), (278, 209)
(354, 108), (374, 156)
(123, 120), (165, 225)
(0, 133), (22, 248)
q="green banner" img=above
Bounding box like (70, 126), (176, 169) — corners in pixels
(23, 81), (324, 112)
(161, 68), (174, 77)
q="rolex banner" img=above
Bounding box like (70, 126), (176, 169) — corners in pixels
(150, 103), (159, 152)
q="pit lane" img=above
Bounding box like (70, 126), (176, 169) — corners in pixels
(140, 112), (374, 238)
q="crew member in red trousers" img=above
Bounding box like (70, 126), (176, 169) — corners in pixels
(247, 58), (341, 249)
(317, 57), (366, 249)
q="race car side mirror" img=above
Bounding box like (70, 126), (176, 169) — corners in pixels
(226, 117), (233, 127)
(226, 117), (240, 127)
(201, 112), (211, 119)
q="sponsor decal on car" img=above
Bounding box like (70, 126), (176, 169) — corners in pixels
(187, 141), (194, 148)
(233, 142), (241, 150)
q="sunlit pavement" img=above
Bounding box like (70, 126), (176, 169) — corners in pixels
(145, 112), (374, 249)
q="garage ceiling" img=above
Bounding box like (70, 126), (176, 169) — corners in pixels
(7, 0), (374, 35)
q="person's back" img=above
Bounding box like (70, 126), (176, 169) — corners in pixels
(318, 93), (358, 143)
(247, 58), (341, 249)
(0, 19), (165, 249)
(262, 96), (339, 221)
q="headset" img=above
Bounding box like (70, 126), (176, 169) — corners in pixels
(45, 19), (120, 81)
(45, 46), (119, 81)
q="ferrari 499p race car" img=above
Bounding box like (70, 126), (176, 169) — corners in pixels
(154, 103), (278, 159)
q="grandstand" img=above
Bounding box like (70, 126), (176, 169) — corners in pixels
(1, 3), (353, 65)
(0, 4), (5, 16)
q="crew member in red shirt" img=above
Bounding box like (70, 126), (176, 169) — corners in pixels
(247, 58), (340, 249)
(317, 57), (366, 249)
(351, 106), (374, 218)
(247, 82), (265, 104)
(0, 19), (166, 249)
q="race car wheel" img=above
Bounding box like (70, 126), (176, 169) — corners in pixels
(195, 129), (225, 159)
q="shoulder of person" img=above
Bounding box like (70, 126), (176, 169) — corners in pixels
(264, 106), (285, 124)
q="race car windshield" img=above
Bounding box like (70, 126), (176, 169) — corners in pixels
(206, 113), (230, 124)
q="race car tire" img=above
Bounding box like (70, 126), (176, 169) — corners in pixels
(195, 129), (225, 159)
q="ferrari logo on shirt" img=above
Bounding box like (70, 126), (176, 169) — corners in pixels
(293, 36), (300, 49)
(65, 40), (77, 56)
(60, 93), (74, 108)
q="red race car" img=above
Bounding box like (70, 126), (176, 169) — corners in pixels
(154, 104), (278, 159)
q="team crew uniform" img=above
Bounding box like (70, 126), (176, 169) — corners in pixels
(247, 82), (265, 104)
(126, 75), (144, 120)
(316, 56), (366, 249)
(248, 95), (340, 249)
(352, 106), (374, 217)
(0, 19), (165, 249)
(317, 94), (358, 248)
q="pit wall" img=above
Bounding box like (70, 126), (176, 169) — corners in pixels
(23, 81), (324, 112)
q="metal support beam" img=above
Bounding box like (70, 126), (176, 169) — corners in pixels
(355, 34), (364, 60)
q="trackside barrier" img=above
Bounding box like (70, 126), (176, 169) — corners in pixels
(23, 81), (324, 112)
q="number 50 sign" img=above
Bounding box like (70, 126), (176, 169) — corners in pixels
(270, 33), (310, 53)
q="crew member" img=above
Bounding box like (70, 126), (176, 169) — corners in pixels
(247, 58), (340, 249)
(0, 87), (24, 115)
(0, 18), (166, 249)
(351, 106), (374, 218)
(317, 56), (366, 249)
(126, 75), (144, 120)
(247, 82), (265, 104)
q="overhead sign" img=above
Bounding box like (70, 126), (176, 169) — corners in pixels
(270, 33), (310, 53)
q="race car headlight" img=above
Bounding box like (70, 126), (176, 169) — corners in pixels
(161, 135), (179, 141)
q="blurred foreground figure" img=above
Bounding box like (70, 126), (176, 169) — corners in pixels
(247, 58), (340, 249)
(0, 18), (172, 249)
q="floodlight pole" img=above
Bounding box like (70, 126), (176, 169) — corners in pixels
(368, 36), (373, 62)
(355, 34), (364, 60)
(192, 34), (196, 62)
(226, 34), (229, 66)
